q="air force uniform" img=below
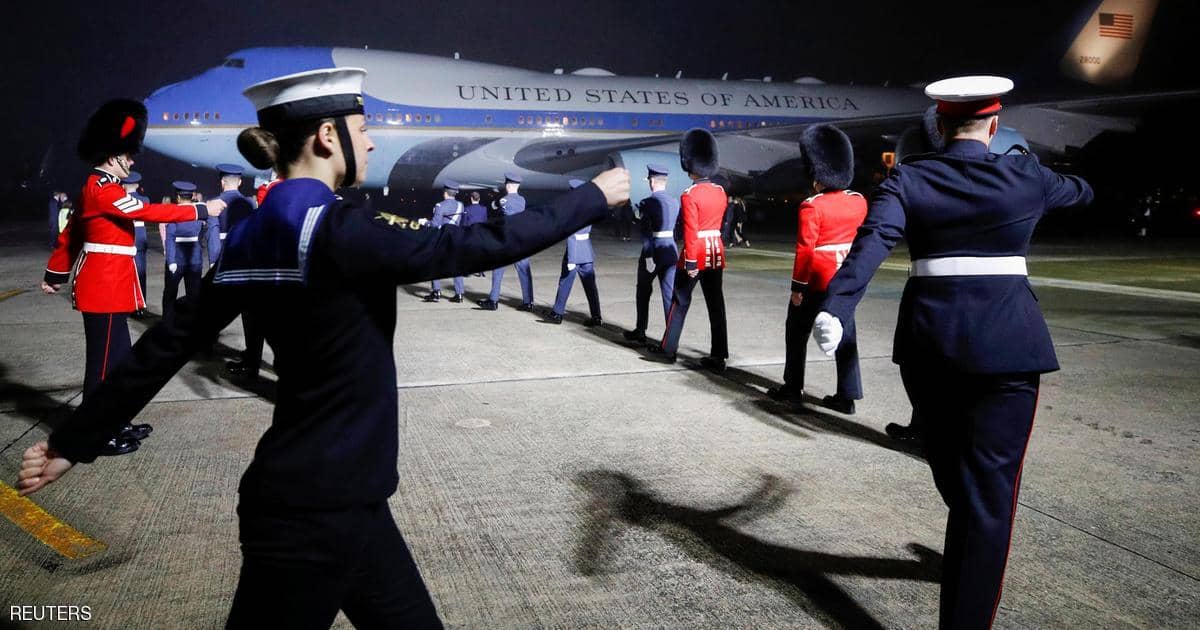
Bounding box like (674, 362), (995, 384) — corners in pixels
(163, 180), (205, 323)
(816, 77), (1094, 628)
(124, 171), (151, 306)
(481, 172), (534, 309)
(427, 180), (466, 301)
(548, 179), (601, 324)
(626, 164), (679, 340)
(210, 163), (254, 266)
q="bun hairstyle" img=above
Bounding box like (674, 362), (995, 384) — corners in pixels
(237, 127), (278, 170)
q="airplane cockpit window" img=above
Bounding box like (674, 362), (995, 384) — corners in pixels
(222, 58), (245, 68)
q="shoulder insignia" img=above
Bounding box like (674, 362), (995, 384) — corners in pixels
(374, 211), (414, 229)
(499, 197), (507, 206)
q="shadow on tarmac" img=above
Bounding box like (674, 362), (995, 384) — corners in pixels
(573, 470), (940, 629)
(0, 363), (74, 434)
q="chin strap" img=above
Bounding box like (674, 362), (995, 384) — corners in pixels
(334, 117), (357, 188)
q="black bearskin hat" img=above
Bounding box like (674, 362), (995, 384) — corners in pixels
(798, 124), (854, 190)
(895, 106), (945, 163)
(679, 128), (719, 178)
(77, 99), (148, 164)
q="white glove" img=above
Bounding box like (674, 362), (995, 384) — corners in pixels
(813, 311), (842, 356)
(168, 263), (178, 273)
(644, 258), (656, 274)
(567, 263), (576, 271)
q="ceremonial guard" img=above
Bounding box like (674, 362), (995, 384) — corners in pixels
(423, 180), (466, 302)
(40, 99), (220, 455)
(624, 164), (679, 343)
(163, 181), (206, 324)
(814, 76), (1093, 628)
(545, 179), (602, 326)
(120, 172), (151, 317)
(19, 67), (629, 627)
(647, 129), (729, 372)
(209, 163), (255, 265)
(477, 172), (534, 311)
(767, 124), (866, 413)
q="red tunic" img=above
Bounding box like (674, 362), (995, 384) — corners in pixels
(791, 189), (867, 292)
(678, 180), (728, 271)
(45, 170), (204, 313)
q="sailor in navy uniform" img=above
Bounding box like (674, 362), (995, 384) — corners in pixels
(122, 171), (151, 317)
(162, 181), (206, 324)
(624, 164), (679, 343)
(814, 76), (1093, 629)
(423, 180), (466, 303)
(18, 67), (630, 628)
(545, 179), (602, 326)
(477, 172), (534, 311)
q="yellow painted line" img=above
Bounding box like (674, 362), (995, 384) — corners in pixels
(0, 481), (107, 559)
(0, 288), (28, 302)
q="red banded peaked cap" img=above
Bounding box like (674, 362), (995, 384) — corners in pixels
(924, 75), (1013, 117)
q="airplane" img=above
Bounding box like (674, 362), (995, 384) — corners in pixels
(142, 0), (1194, 202)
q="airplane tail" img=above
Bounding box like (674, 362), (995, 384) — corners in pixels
(1059, 0), (1158, 87)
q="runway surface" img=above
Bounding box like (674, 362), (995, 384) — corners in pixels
(1, 218), (1197, 628)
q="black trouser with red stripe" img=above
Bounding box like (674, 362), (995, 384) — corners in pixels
(660, 268), (727, 359)
(900, 363), (1039, 629)
(81, 313), (131, 405)
(783, 289), (862, 399)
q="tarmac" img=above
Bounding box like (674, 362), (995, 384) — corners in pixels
(0, 217), (1197, 629)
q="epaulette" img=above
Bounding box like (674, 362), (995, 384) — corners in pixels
(95, 173), (118, 187)
(844, 190), (864, 198)
(374, 211), (421, 230)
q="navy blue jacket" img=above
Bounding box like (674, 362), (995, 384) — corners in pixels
(47, 178), (609, 510)
(462, 203), (487, 226)
(218, 189), (255, 234)
(637, 190), (680, 258)
(823, 140), (1093, 374)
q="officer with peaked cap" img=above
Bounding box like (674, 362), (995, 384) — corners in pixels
(162, 181), (206, 324)
(40, 99), (221, 455)
(208, 163), (255, 268)
(814, 76), (1093, 628)
(767, 124), (867, 413)
(121, 171), (152, 316)
(545, 179), (602, 325)
(624, 163), (679, 343)
(423, 179), (467, 302)
(477, 172), (535, 311)
(647, 129), (729, 372)
(19, 66), (631, 628)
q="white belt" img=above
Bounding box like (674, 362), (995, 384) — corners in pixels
(911, 256), (1027, 277)
(133, 221), (145, 227)
(175, 236), (199, 243)
(697, 230), (722, 238)
(82, 242), (136, 256)
(219, 232), (228, 240)
(815, 242), (852, 252)
(652, 230), (674, 238)
(573, 233), (590, 240)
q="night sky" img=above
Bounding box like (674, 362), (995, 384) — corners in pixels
(4, 0), (1198, 197)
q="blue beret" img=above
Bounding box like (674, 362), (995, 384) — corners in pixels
(647, 163), (669, 176)
(172, 180), (197, 193)
(443, 179), (460, 192)
(504, 172), (523, 184)
(124, 171), (142, 184)
(568, 178), (585, 189)
(216, 163), (244, 176)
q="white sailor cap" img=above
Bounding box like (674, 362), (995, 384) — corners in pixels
(242, 68), (367, 130)
(924, 75), (1013, 117)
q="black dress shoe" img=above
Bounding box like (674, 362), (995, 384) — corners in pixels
(623, 329), (648, 342)
(699, 356), (726, 373)
(885, 422), (922, 443)
(224, 359), (260, 380)
(119, 423), (153, 441)
(131, 309), (148, 320)
(517, 302), (534, 312)
(449, 294), (464, 303)
(99, 436), (140, 456)
(766, 385), (804, 402)
(476, 299), (498, 310)
(544, 311), (563, 324)
(582, 316), (602, 328)
(422, 292), (441, 302)
(822, 395), (856, 414)
(645, 344), (676, 364)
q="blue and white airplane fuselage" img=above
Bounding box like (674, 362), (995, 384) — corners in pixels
(144, 47), (928, 199)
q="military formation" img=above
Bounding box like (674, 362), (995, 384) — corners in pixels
(22, 68), (1095, 630)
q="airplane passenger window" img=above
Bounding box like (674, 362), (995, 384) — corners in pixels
(424, 114), (431, 123)
(518, 116), (525, 124)
(536, 116), (542, 125)
(631, 119), (638, 127)
(434, 114), (441, 123)
(562, 116), (568, 125)
(184, 113), (190, 120)
(204, 113), (210, 120)
(405, 114), (411, 122)
(162, 113), (169, 121)
(173, 113), (179, 120)
(485, 115), (492, 124)
(215, 113), (220, 120)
